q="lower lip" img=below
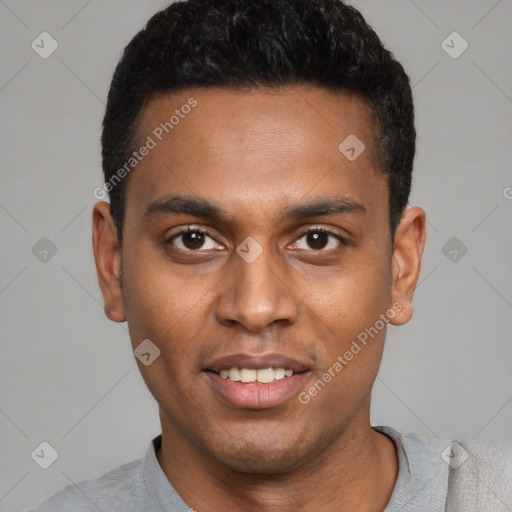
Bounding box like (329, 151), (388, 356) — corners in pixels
(205, 371), (310, 409)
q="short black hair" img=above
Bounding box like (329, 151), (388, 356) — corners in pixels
(101, 0), (415, 247)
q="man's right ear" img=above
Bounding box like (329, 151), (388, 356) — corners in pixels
(92, 202), (126, 322)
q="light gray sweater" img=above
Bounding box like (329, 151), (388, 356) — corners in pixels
(26, 425), (512, 512)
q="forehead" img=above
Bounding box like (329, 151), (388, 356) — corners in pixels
(127, 86), (386, 221)
(137, 85), (378, 159)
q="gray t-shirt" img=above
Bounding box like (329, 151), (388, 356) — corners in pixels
(26, 425), (512, 512)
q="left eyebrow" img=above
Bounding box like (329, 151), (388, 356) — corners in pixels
(280, 197), (367, 221)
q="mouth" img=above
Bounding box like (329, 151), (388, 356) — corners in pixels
(203, 353), (312, 409)
(214, 366), (296, 384)
(205, 366), (308, 384)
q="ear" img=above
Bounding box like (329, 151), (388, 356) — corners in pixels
(389, 206), (426, 326)
(92, 202), (126, 323)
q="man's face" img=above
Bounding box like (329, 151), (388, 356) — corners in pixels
(102, 86), (403, 473)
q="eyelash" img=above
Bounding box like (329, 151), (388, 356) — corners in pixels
(165, 225), (347, 253)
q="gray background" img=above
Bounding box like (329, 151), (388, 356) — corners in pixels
(1, 1), (511, 510)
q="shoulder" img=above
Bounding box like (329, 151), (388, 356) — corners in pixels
(376, 425), (453, 511)
(376, 425), (453, 474)
(26, 456), (147, 512)
(445, 438), (512, 511)
(377, 426), (512, 512)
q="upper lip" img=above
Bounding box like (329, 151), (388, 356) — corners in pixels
(205, 353), (311, 373)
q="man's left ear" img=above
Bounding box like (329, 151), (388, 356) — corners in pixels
(389, 206), (426, 326)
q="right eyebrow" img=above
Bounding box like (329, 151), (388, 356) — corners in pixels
(144, 195), (225, 221)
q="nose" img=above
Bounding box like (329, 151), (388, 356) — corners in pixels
(215, 244), (299, 333)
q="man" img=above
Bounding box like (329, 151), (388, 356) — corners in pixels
(28, 0), (511, 511)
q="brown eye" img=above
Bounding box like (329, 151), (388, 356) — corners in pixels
(292, 228), (346, 252)
(166, 227), (225, 252)
(306, 231), (329, 250)
(182, 231), (206, 250)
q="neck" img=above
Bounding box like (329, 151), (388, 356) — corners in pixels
(156, 410), (398, 512)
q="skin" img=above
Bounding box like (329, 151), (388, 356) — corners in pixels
(93, 85), (426, 512)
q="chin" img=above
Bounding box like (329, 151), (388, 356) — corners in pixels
(218, 448), (303, 475)
(206, 431), (317, 475)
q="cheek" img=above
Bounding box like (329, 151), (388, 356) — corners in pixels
(300, 246), (391, 392)
(121, 244), (212, 357)
(302, 295), (389, 421)
(305, 250), (391, 329)
(121, 256), (211, 408)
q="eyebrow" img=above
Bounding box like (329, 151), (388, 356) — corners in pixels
(144, 194), (367, 222)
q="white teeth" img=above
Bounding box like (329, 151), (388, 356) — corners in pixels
(256, 368), (274, 383)
(274, 368), (286, 380)
(240, 368), (257, 382)
(228, 367), (241, 381)
(218, 367), (295, 383)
